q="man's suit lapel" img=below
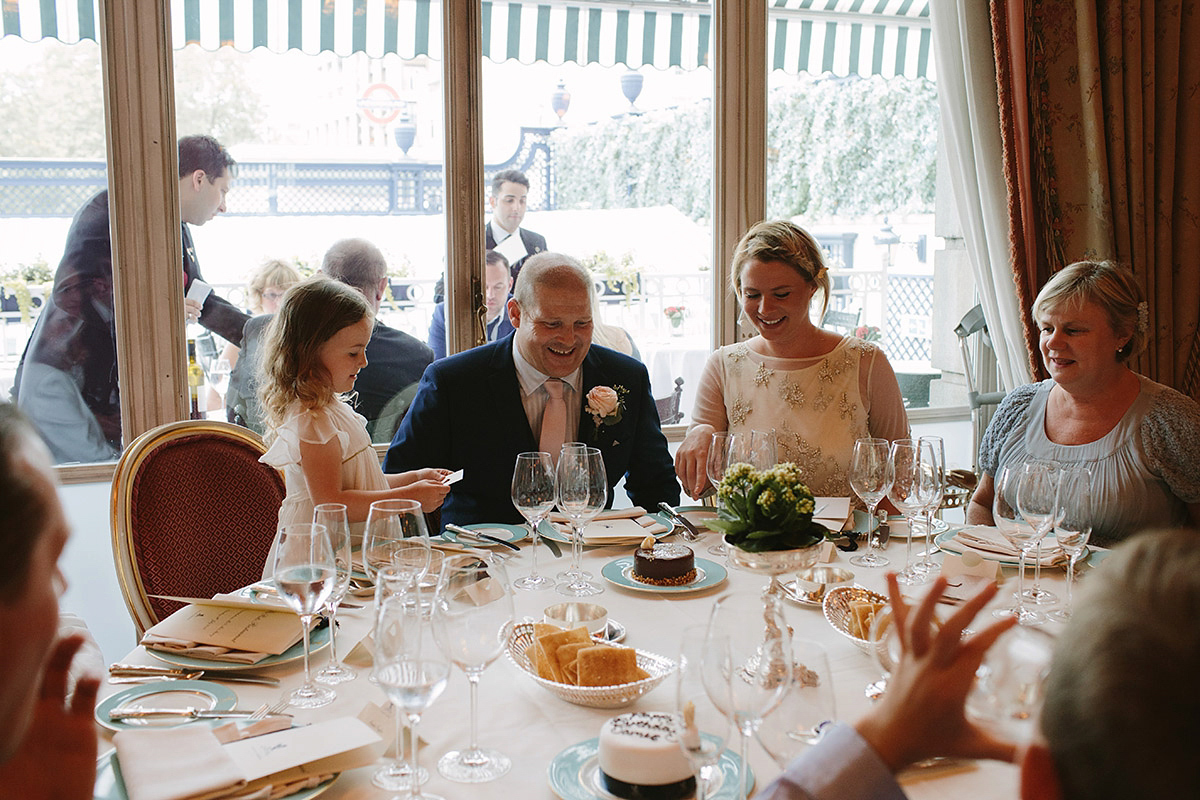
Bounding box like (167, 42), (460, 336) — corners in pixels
(578, 350), (612, 446)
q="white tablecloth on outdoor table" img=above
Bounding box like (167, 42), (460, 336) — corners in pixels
(98, 529), (1084, 800)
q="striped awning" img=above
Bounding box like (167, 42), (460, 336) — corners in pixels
(1, 0), (932, 80)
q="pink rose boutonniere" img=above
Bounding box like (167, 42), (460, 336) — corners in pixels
(585, 385), (628, 441)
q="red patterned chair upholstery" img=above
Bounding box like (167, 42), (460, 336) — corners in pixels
(111, 420), (286, 634)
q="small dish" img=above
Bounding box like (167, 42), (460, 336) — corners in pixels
(781, 566), (855, 607)
(442, 522), (528, 547)
(507, 622), (674, 708)
(544, 602), (608, 636)
(95, 680), (237, 732)
(823, 586), (889, 654)
(601, 556), (728, 595)
(547, 735), (748, 800)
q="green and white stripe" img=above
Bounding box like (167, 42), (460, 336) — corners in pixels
(1, 0), (931, 79)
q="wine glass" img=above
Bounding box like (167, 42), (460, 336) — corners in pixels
(755, 639), (835, 767)
(555, 445), (607, 596)
(271, 523), (336, 708)
(1011, 461), (1059, 625)
(364, 499), (431, 583)
(1048, 464), (1093, 622)
(674, 626), (732, 800)
(313, 503), (357, 684)
(886, 439), (936, 584)
(914, 435), (945, 575)
(706, 432), (742, 556)
(848, 438), (891, 568)
(965, 625), (1056, 742)
(745, 429), (777, 470)
(1023, 461), (1062, 608)
(374, 587), (450, 800)
(511, 451), (556, 591)
(207, 356), (231, 397)
(704, 595), (792, 800)
(431, 555), (515, 782)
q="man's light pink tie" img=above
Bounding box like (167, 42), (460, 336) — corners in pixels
(539, 378), (567, 465)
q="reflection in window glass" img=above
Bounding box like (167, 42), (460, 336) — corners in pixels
(0, 37), (116, 464)
(484, 52), (714, 426)
(173, 43), (446, 444)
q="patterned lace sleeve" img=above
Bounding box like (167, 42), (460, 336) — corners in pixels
(977, 383), (1039, 475)
(1141, 387), (1200, 503)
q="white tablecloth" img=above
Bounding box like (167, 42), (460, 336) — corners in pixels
(98, 529), (1078, 799)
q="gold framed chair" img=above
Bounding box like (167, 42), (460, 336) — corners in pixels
(111, 420), (286, 634)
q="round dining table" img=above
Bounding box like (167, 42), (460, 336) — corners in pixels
(97, 523), (1085, 800)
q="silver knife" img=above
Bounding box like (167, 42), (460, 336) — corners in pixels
(109, 664), (281, 686)
(658, 503), (703, 541)
(109, 707), (279, 721)
(445, 524), (521, 552)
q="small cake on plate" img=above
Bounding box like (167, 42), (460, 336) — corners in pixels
(632, 535), (696, 586)
(597, 711), (696, 800)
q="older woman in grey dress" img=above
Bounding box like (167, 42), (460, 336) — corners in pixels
(966, 261), (1200, 546)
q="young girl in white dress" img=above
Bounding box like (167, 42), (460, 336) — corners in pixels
(257, 278), (450, 539)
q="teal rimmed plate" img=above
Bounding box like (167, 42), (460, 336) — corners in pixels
(601, 556), (728, 594)
(146, 624), (330, 671)
(93, 750), (337, 800)
(95, 680), (237, 732)
(934, 528), (1104, 568)
(539, 512), (673, 544)
(548, 735), (749, 800)
(442, 522), (528, 547)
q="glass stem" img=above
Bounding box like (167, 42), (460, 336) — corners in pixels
(1032, 540), (1043, 591)
(327, 604), (340, 666)
(468, 671), (481, 754)
(572, 523), (583, 574)
(1065, 556), (1076, 609)
(407, 713), (422, 799)
(1016, 548), (1028, 616)
(528, 522), (540, 578)
(393, 705), (405, 765)
(903, 515), (914, 571)
(300, 615), (313, 687)
(738, 731), (751, 800)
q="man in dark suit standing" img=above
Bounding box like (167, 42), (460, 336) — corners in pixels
(13, 135), (249, 463)
(385, 252), (679, 527)
(227, 238), (433, 442)
(485, 169), (547, 282)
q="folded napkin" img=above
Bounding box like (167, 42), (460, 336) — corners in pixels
(582, 518), (659, 544)
(548, 506), (647, 524)
(138, 635), (272, 665)
(951, 526), (1068, 566)
(114, 726), (245, 800)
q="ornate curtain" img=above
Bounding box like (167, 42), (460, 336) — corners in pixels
(991, 0), (1200, 396)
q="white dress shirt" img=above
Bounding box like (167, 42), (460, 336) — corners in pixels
(512, 344), (582, 444)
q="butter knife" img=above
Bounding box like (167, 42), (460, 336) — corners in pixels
(658, 503), (702, 542)
(108, 707), (281, 721)
(109, 664), (281, 686)
(445, 524), (521, 552)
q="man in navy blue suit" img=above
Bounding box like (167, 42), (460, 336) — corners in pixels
(385, 253), (679, 527)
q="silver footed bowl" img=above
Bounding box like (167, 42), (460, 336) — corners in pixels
(725, 539), (822, 576)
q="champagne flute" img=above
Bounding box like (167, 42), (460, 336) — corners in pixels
(848, 438), (891, 568)
(706, 431), (742, 556)
(914, 435), (945, 575)
(431, 555), (515, 782)
(555, 445), (607, 597)
(1048, 464), (1093, 622)
(511, 451), (556, 591)
(371, 567), (431, 790)
(704, 595), (792, 800)
(1011, 461), (1058, 625)
(674, 626), (731, 800)
(207, 357), (231, 397)
(755, 639), (836, 767)
(313, 503), (357, 684)
(375, 588), (450, 800)
(364, 499), (431, 583)
(885, 439), (932, 584)
(272, 523), (336, 708)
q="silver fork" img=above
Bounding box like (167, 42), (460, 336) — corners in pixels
(247, 697), (291, 721)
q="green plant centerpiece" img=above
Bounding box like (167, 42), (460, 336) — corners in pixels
(707, 462), (831, 599)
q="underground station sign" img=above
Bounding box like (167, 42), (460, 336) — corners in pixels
(356, 83), (406, 124)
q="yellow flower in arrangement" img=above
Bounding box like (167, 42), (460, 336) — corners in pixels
(709, 462), (828, 552)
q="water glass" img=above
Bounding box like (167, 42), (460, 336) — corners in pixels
(555, 445), (607, 596)
(706, 431), (742, 555)
(1010, 461), (1059, 625)
(313, 503), (357, 684)
(272, 523), (336, 709)
(1048, 464), (1093, 622)
(364, 499), (431, 583)
(675, 626), (731, 800)
(886, 439), (937, 584)
(511, 451), (556, 591)
(965, 625), (1055, 742)
(755, 640), (835, 767)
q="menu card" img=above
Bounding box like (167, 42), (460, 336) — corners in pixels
(813, 496), (852, 531)
(140, 596), (303, 661)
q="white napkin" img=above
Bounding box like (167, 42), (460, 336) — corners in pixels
(951, 526), (1068, 566)
(138, 635), (272, 664)
(114, 727), (245, 800)
(582, 518), (657, 544)
(548, 506), (647, 524)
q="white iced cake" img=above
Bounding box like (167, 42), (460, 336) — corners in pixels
(597, 712), (696, 799)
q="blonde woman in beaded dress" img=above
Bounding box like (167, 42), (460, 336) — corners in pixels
(675, 220), (909, 499)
